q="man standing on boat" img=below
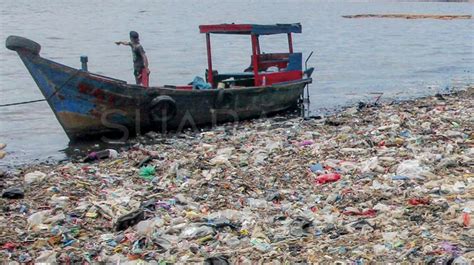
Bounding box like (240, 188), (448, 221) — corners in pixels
(115, 31), (150, 87)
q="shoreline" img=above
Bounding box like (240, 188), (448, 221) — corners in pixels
(1, 85), (470, 172)
(1, 87), (473, 263)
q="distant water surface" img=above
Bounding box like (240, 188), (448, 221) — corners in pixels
(0, 0), (472, 168)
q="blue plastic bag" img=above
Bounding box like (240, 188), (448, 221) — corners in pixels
(191, 76), (212, 90)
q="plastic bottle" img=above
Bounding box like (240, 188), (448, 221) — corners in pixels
(83, 149), (118, 162)
(462, 208), (471, 227)
(262, 76), (266, 86)
(180, 226), (214, 239)
(247, 198), (268, 209)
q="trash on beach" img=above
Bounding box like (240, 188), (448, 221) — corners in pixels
(82, 149), (118, 162)
(138, 165), (156, 180)
(1, 187), (24, 199)
(24, 171), (46, 184)
(0, 88), (472, 263)
(315, 173), (341, 184)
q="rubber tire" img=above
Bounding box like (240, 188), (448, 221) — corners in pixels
(149, 95), (177, 123)
(215, 89), (234, 109)
(5, 35), (41, 55)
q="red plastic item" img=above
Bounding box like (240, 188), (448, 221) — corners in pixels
(463, 212), (471, 227)
(298, 140), (314, 147)
(408, 198), (430, 206)
(141, 68), (149, 87)
(343, 209), (377, 217)
(174, 85), (193, 90)
(315, 173), (341, 184)
(2, 242), (17, 251)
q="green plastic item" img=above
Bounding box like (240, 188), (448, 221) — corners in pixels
(139, 166), (156, 180)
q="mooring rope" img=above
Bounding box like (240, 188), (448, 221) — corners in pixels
(0, 69), (81, 108)
(0, 99), (47, 107)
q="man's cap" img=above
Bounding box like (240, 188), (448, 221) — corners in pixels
(129, 31), (139, 39)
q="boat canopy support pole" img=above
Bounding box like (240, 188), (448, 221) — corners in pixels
(287, 33), (293, 53)
(251, 34), (259, 86)
(256, 35), (260, 55)
(206, 33), (213, 86)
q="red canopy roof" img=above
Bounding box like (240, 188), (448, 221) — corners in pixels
(199, 23), (302, 35)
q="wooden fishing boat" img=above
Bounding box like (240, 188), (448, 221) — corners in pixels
(6, 23), (313, 140)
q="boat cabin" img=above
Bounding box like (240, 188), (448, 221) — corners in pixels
(199, 23), (304, 88)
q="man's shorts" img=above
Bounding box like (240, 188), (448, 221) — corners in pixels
(134, 67), (144, 85)
(134, 68), (144, 77)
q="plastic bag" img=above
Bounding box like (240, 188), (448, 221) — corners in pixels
(396, 160), (427, 179)
(191, 76), (211, 90)
(315, 173), (341, 184)
(24, 171), (46, 184)
(139, 166), (156, 180)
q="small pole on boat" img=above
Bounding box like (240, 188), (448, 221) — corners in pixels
(287, 33), (293, 53)
(80, 56), (88, 71)
(304, 51), (314, 103)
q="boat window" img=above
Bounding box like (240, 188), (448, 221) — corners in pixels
(258, 34), (291, 54)
(210, 35), (252, 73)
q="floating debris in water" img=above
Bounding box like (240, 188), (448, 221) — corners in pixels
(343, 14), (472, 20)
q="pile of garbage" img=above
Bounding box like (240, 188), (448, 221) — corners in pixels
(1, 89), (473, 263)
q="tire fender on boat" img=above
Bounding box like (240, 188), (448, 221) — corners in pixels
(215, 89), (234, 109)
(149, 95), (177, 122)
(5, 36), (41, 55)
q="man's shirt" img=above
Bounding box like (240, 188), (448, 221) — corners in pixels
(131, 43), (145, 70)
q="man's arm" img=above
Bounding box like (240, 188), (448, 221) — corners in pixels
(115, 41), (131, 46)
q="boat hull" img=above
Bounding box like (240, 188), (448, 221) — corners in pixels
(6, 36), (311, 140)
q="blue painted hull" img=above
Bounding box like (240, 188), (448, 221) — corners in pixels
(7, 36), (311, 140)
